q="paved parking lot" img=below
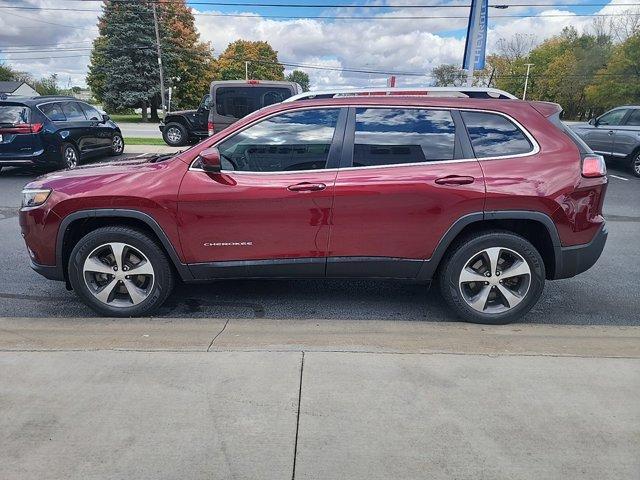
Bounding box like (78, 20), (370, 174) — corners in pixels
(0, 157), (638, 325)
(1, 156), (639, 479)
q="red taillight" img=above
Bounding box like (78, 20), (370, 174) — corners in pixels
(247, 79), (260, 85)
(207, 121), (214, 136)
(582, 154), (607, 178)
(0, 123), (43, 134)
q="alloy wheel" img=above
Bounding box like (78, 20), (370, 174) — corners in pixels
(458, 247), (531, 314)
(112, 135), (124, 154)
(166, 127), (182, 144)
(634, 154), (640, 177)
(64, 147), (78, 169)
(83, 242), (155, 308)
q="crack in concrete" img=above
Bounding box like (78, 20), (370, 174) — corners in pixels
(207, 318), (231, 352)
(291, 351), (305, 480)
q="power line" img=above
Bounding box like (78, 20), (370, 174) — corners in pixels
(61, 0), (640, 8)
(0, 4), (637, 20)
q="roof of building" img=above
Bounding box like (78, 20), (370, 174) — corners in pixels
(0, 81), (25, 93)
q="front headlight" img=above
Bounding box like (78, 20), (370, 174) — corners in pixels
(22, 188), (52, 207)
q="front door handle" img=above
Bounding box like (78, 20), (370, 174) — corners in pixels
(607, 130), (614, 136)
(435, 175), (475, 186)
(287, 182), (326, 192)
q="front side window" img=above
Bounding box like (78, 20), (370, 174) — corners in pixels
(216, 108), (340, 172)
(352, 108), (456, 167)
(61, 102), (87, 122)
(598, 109), (628, 126)
(216, 87), (293, 119)
(80, 103), (102, 121)
(39, 102), (66, 122)
(461, 111), (533, 158)
(625, 109), (640, 126)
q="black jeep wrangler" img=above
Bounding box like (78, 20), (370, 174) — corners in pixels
(159, 94), (211, 147)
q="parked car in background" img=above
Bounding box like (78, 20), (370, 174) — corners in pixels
(159, 80), (301, 146)
(20, 89), (608, 324)
(0, 95), (124, 172)
(570, 105), (640, 177)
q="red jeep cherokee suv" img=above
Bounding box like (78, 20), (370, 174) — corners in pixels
(19, 94), (608, 324)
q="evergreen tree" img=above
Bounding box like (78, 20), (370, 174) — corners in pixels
(87, 1), (159, 120)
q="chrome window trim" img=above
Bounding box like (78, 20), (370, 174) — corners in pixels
(189, 104), (540, 173)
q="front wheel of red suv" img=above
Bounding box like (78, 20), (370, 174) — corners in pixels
(439, 231), (545, 324)
(68, 226), (175, 317)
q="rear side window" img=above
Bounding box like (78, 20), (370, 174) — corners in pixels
(626, 109), (640, 126)
(461, 111), (533, 158)
(215, 87), (292, 119)
(0, 105), (30, 125)
(352, 108), (456, 167)
(61, 102), (87, 122)
(39, 102), (66, 122)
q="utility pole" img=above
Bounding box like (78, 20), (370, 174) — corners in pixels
(152, 3), (167, 118)
(245, 61), (250, 81)
(523, 63), (534, 100)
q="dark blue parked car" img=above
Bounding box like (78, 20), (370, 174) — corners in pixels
(0, 95), (124, 172)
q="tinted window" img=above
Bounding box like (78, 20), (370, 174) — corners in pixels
(80, 103), (102, 121)
(0, 105), (29, 125)
(39, 102), (66, 122)
(462, 111), (533, 158)
(598, 109), (628, 126)
(216, 109), (339, 172)
(61, 102), (87, 122)
(215, 87), (292, 119)
(353, 108), (455, 167)
(625, 109), (640, 126)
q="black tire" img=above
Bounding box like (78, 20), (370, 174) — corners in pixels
(439, 230), (545, 325)
(68, 226), (174, 317)
(110, 133), (125, 156)
(162, 122), (188, 146)
(629, 150), (640, 178)
(60, 142), (80, 169)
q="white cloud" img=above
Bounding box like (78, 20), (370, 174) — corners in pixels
(0, 0), (627, 92)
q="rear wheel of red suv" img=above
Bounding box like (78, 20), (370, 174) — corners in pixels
(68, 226), (174, 317)
(439, 231), (545, 324)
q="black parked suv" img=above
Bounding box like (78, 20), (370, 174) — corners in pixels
(0, 95), (124, 172)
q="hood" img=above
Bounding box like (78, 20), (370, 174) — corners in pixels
(25, 154), (179, 190)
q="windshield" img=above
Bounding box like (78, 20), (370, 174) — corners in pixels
(0, 105), (30, 125)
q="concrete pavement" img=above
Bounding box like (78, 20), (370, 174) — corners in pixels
(1, 319), (639, 480)
(118, 122), (162, 139)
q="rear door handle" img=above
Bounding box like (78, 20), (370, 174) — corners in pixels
(435, 175), (475, 186)
(607, 130), (614, 136)
(287, 182), (326, 192)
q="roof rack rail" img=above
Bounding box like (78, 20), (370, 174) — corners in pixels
(284, 87), (517, 102)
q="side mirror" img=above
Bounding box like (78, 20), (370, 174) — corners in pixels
(102, 114), (110, 123)
(198, 147), (221, 172)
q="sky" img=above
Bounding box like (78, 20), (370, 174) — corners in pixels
(0, 0), (637, 90)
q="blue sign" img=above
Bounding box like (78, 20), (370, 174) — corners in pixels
(462, 0), (489, 70)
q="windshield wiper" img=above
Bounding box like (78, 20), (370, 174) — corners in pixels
(148, 150), (183, 163)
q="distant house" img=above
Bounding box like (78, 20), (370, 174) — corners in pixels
(0, 81), (39, 97)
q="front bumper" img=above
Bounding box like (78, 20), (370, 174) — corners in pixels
(553, 223), (608, 279)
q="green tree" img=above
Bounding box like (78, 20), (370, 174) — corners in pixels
(214, 40), (284, 81)
(586, 32), (640, 112)
(155, 0), (214, 111)
(0, 63), (16, 82)
(431, 64), (466, 87)
(87, 1), (159, 120)
(285, 70), (310, 91)
(33, 74), (62, 96)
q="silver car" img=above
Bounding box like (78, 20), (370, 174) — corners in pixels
(571, 106), (640, 177)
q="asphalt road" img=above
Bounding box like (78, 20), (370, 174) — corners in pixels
(1, 157), (638, 325)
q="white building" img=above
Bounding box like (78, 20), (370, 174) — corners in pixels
(0, 81), (39, 97)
